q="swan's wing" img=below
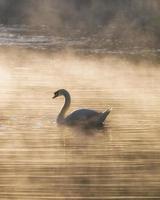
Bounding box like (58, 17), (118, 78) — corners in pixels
(65, 109), (100, 125)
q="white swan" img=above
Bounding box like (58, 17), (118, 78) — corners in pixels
(53, 89), (111, 127)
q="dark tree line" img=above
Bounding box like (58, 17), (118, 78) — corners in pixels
(0, 0), (159, 25)
(0, 0), (159, 46)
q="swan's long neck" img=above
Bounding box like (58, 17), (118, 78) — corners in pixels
(57, 91), (71, 124)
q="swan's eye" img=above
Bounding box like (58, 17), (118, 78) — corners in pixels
(52, 91), (59, 99)
(55, 92), (58, 96)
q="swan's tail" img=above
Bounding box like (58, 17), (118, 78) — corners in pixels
(99, 107), (112, 124)
(104, 107), (112, 117)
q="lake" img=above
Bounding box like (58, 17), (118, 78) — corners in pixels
(0, 25), (160, 199)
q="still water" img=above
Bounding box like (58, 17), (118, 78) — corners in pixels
(0, 25), (160, 199)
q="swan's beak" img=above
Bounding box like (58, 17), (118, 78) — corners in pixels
(52, 93), (58, 99)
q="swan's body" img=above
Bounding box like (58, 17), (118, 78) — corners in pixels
(53, 89), (111, 127)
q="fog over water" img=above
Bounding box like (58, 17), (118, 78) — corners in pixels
(0, 1), (160, 199)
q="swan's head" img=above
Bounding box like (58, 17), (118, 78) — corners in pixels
(52, 89), (68, 99)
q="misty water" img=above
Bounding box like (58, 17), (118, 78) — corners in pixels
(0, 25), (160, 199)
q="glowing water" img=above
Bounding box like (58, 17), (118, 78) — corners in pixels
(0, 49), (160, 199)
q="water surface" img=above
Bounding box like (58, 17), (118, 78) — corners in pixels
(0, 26), (160, 199)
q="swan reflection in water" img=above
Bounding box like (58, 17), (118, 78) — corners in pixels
(52, 89), (111, 128)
